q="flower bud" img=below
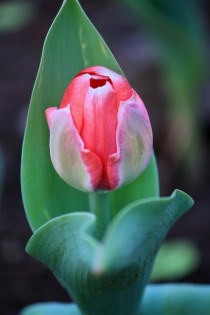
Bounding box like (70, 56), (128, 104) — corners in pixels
(46, 66), (153, 192)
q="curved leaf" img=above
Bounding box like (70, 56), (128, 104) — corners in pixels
(26, 212), (98, 272)
(110, 153), (159, 218)
(21, 302), (81, 315)
(26, 191), (193, 315)
(20, 284), (210, 315)
(21, 0), (159, 232)
(139, 284), (210, 315)
(93, 190), (193, 274)
(26, 213), (146, 315)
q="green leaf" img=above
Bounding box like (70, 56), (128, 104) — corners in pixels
(21, 302), (81, 315)
(93, 190), (193, 274)
(21, 284), (210, 315)
(26, 190), (193, 315)
(139, 284), (210, 315)
(150, 240), (200, 282)
(26, 213), (147, 315)
(0, 1), (36, 32)
(26, 212), (98, 272)
(21, 0), (159, 232)
(110, 153), (159, 218)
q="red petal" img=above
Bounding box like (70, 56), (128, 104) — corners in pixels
(81, 81), (118, 189)
(60, 73), (90, 133)
(79, 66), (133, 103)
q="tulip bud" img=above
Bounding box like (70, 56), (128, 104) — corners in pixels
(46, 66), (153, 192)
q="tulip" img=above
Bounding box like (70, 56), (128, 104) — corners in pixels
(46, 66), (153, 192)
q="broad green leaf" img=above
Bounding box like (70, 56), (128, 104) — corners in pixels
(26, 213), (146, 315)
(20, 284), (210, 315)
(26, 190), (192, 315)
(21, 0), (159, 232)
(26, 212), (98, 274)
(21, 302), (81, 315)
(93, 190), (193, 274)
(0, 1), (36, 32)
(150, 240), (199, 282)
(110, 153), (158, 218)
(139, 284), (210, 315)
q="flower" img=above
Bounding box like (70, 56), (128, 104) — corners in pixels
(46, 66), (153, 192)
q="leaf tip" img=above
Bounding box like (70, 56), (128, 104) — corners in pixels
(174, 189), (194, 208)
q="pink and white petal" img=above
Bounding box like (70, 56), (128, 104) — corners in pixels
(46, 107), (58, 128)
(60, 73), (91, 133)
(47, 106), (102, 192)
(107, 92), (153, 190)
(80, 66), (133, 102)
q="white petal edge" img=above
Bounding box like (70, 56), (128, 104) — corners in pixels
(108, 91), (153, 189)
(47, 105), (102, 192)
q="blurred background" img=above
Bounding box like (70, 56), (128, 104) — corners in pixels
(0, 0), (210, 314)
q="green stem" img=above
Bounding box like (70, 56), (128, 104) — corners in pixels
(89, 192), (110, 240)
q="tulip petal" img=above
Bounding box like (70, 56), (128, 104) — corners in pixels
(80, 66), (133, 102)
(60, 73), (91, 133)
(81, 82), (118, 189)
(107, 91), (153, 190)
(46, 106), (102, 192)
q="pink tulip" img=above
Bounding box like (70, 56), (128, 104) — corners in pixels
(46, 66), (153, 192)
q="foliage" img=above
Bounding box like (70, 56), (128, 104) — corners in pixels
(0, 1), (35, 32)
(21, 284), (210, 315)
(150, 239), (200, 282)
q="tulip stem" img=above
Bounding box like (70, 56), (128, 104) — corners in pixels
(89, 192), (110, 240)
